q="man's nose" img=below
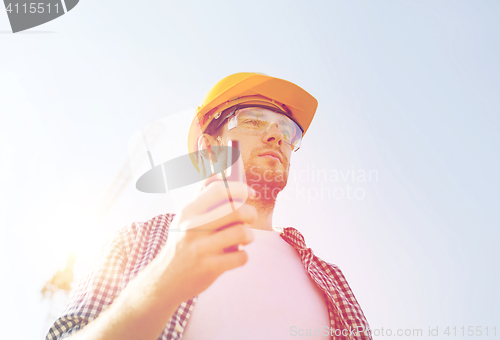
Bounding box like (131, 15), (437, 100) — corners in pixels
(262, 123), (284, 146)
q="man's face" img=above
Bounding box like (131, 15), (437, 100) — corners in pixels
(217, 113), (293, 201)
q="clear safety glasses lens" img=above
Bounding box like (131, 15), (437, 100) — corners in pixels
(227, 108), (303, 151)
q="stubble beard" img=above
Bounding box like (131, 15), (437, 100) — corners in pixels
(244, 157), (290, 211)
(200, 145), (290, 210)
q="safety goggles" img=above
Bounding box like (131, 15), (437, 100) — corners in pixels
(225, 107), (304, 151)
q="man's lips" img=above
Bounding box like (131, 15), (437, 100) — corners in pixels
(258, 150), (283, 163)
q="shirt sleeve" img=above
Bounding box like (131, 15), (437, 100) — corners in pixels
(46, 228), (128, 340)
(323, 261), (372, 340)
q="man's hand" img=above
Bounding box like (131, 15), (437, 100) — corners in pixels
(64, 178), (256, 340)
(155, 178), (257, 304)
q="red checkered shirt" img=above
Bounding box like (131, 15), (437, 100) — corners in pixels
(46, 213), (372, 340)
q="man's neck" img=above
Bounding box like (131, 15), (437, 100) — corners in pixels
(246, 198), (275, 231)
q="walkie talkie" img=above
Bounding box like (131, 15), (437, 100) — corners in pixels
(226, 140), (243, 182)
(220, 140), (246, 253)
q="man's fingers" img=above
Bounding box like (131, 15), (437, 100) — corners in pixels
(202, 224), (254, 254)
(182, 203), (257, 233)
(183, 180), (255, 217)
(209, 250), (249, 274)
(199, 174), (222, 191)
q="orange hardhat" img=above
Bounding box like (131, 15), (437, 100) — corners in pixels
(188, 72), (318, 171)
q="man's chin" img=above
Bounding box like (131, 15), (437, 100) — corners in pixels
(246, 164), (287, 182)
(244, 164), (288, 203)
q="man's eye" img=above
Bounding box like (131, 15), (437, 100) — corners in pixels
(242, 119), (262, 126)
(281, 127), (293, 138)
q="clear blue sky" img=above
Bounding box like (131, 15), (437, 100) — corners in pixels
(1, 1), (499, 339)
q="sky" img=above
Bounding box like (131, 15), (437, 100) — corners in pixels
(1, 0), (499, 339)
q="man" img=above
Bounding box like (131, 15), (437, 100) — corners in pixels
(47, 73), (372, 340)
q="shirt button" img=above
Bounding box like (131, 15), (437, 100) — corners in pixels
(175, 322), (183, 333)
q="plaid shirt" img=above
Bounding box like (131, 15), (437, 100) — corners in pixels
(47, 213), (371, 340)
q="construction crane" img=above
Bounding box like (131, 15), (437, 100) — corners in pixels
(40, 253), (76, 338)
(41, 121), (168, 334)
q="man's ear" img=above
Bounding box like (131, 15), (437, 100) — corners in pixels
(197, 134), (218, 157)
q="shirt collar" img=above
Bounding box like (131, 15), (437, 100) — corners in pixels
(278, 227), (308, 250)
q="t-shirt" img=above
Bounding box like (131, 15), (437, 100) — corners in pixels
(46, 213), (372, 340)
(182, 228), (330, 339)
